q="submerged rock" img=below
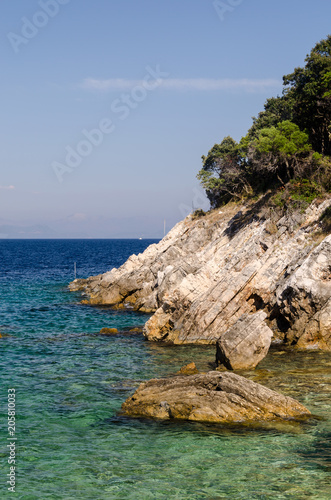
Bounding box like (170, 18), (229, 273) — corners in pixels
(99, 328), (118, 335)
(121, 371), (311, 423)
(177, 362), (199, 375)
(216, 311), (273, 370)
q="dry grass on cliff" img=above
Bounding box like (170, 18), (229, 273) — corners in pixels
(192, 190), (331, 245)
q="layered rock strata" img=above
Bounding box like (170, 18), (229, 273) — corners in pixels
(70, 197), (331, 349)
(121, 371), (311, 423)
(215, 311), (273, 370)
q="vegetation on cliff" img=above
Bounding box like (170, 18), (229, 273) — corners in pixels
(198, 35), (331, 209)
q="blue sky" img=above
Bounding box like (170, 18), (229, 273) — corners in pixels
(0, 0), (330, 238)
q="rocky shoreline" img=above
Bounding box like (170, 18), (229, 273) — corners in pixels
(70, 196), (331, 353)
(69, 197), (330, 423)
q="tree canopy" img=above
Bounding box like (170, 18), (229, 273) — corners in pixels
(198, 35), (331, 209)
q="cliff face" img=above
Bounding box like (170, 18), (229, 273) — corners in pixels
(70, 196), (331, 350)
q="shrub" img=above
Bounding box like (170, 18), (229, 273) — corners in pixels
(192, 209), (206, 219)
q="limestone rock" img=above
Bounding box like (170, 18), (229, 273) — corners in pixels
(216, 311), (273, 370)
(292, 297), (331, 350)
(99, 328), (118, 335)
(275, 234), (331, 350)
(69, 196), (331, 349)
(121, 371), (311, 423)
(177, 362), (199, 375)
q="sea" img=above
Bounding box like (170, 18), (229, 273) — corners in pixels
(0, 239), (330, 499)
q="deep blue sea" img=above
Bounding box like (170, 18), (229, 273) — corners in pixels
(0, 240), (330, 499)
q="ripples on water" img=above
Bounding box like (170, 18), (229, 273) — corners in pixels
(0, 239), (330, 499)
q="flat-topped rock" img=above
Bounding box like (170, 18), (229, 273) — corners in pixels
(121, 371), (311, 423)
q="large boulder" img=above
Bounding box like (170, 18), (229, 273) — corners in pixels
(121, 371), (311, 423)
(216, 311), (273, 370)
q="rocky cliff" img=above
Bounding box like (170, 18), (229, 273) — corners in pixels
(70, 196), (331, 350)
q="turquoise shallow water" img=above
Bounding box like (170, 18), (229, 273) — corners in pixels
(0, 240), (330, 499)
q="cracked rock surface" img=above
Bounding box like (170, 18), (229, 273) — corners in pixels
(216, 311), (273, 370)
(70, 196), (331, 350)
(121, 371), (311, 423)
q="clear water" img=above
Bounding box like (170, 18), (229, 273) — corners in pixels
(0, 240), (330, 500)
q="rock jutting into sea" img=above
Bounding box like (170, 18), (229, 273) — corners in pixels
(121, 371), (311, 423)
(70, 196), (331, 355)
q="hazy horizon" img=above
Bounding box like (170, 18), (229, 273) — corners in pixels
(1, 0), (331, 237)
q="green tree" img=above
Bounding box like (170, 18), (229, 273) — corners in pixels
(283, 35), (331, 155)
(198, 136), (252, 207)
(248, 95), (293, 140)
(249, 121), (312, 183)
(201, 136), (239, 172)
(198, 36), (331, 208)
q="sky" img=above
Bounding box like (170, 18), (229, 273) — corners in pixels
(0, 0), (330, 238)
